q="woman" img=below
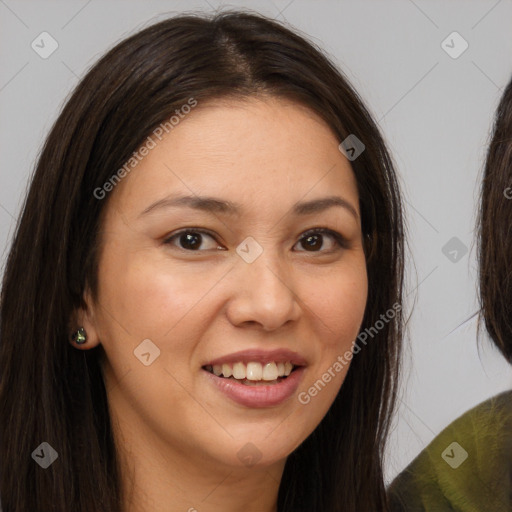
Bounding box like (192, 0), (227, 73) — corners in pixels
(388, 76), (512, 511)
(0, 11), (405, 512)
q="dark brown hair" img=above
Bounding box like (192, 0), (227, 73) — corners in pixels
(0, 10), (404, 511)
(478, 76), (512, 364)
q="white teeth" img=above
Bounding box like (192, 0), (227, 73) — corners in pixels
(207, 361), (296, 380)
(222, 363), (232, 378)
(246, 362), (263, 381)
(262, 362), (279, 381)
(232, 362), (246, 380)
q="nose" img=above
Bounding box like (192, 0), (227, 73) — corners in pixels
(225, 249), (301, 331)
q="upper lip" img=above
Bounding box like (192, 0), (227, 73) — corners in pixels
(203, 348), (307, 367)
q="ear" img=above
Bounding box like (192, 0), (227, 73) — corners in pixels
(69, 288), (102, 350)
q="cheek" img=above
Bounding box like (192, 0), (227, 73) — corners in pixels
(295, 263), (367, 417)
(98, 246), (213, 340)
(290, 264), (367, 443)
(307, 262), (368, 350)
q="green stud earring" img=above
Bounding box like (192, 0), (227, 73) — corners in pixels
(71, 327), (87, 345)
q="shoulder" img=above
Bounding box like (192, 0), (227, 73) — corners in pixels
(388, 390), (512, 512)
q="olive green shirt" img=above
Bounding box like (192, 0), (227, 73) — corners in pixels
(388, 390), (512, 512)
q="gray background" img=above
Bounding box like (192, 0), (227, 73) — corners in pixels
(1, 0), (511, 483)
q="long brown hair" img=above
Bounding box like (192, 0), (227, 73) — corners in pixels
(0, 11), (404, 511)
(478, 76), (512, 364)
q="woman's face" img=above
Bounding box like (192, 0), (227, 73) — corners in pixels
(78, 96), (368, 470)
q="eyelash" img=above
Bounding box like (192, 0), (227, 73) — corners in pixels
(163, 227), (349, 253)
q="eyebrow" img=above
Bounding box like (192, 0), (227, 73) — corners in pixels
(138, 194), (359, 220)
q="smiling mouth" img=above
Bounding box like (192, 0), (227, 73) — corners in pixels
(202, 361), (297, 386)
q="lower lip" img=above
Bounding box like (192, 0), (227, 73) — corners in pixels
(203, 367), (305, 408)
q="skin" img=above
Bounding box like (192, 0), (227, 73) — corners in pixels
(72, 96), (368, 512)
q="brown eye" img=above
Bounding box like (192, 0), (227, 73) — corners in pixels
(294, 228), (348, 253)
(299, 233), (324, 251)
(164, 229), (223, 251)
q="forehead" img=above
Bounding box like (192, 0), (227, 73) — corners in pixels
(107, 96), (359, 219)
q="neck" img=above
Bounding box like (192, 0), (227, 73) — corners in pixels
(112, 409), (284, 512)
